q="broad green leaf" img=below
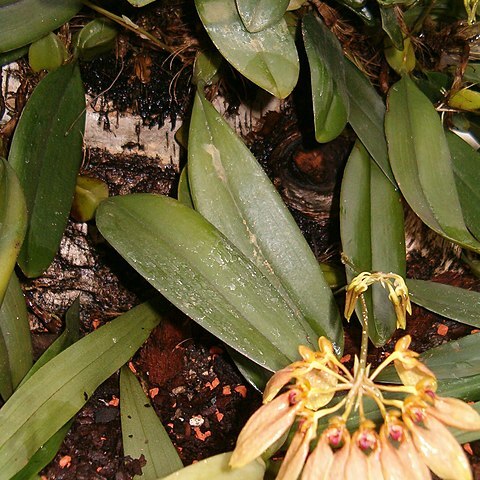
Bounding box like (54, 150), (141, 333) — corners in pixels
(0, 158), (27, 304)
(385, 76), (480, 253)
(19, 296), (80, 387)
(0, 0), (82, 53)
(378, 333), (480, 382)
(11, 420), (73, 480)
(344, 61), (396, 186)
(160, 452), (265, 480)
(194, 0), (299, 98)
(0, 300), (162, 478)
(447, 131), (480, 241)
(120, 367), (183, 479)
(302, 14), (349, 143)
(188, 91), (343, 352)
(235, 0), (289, 33)
(96, 194), (317, 371)
(340, 141), (405, 346)
(0, 273), (32, 392)
(9, 63), (86, 278)
(408, 279), (480, 329)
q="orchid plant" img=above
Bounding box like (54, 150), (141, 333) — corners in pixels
(229, 273), (480, 480)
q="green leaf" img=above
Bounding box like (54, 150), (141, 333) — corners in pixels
(193, 50), (222, 86)
(302, 14), (349, 143)
(407, 279), (480, 329)
(120, 367), (183, 479)
(447, 131), (480, 241)
(0, 0), (82, 53)
(0, 45), (28, 67)
(194, 0), (299, 98)
(385, 75), (480, 252)
(127, 0), (157, 5)
(0, 158), (27, 304)
(73, 18), (118, 62)
(177, 167), (194, 208)
(96, 194), (318, 371)
(0, 326), (12, 401)
(9, 63), (86, 278)
(0, 300), (162, 478)
(188, 91), (343, 352)
(10, 420), (73, 480)
(344, 61), (396, 186)
(0, 273), (32, 392)
(380, 6), (403, 50)
(160, 452), (265, 480)
(235, 0), (289, 33)
(19, 296), (80, 387)
(340, 141), (405, 346)
(28, 32), (67, 72)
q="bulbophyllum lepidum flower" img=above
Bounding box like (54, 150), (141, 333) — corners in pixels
(229, 271), (480, 480)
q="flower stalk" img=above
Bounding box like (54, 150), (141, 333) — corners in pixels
(230, 271), (480, 480)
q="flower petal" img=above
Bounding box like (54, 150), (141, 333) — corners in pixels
(276, 422), (314, 480)
(367, 448), (385, 480)
(397, 432), (432, 480)
(326, 434), (350, 480)
(344, 438), (369, 480)
(394, 356), (435, 387)
(405, 412), (472, 480)
(230, 391), (302, 468)
(428, 396), (480, 431)
(263, 366), (301, 402)
(301, 433), (334, 480)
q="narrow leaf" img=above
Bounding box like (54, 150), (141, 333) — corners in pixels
(0, 300), (162, 478)
(340, 141), (405, 346)
(380, 6), (403, 50)
(0, 273), (32, 391)
(302, 14), (349, 143)
(408, 279), (480, 329)
(160, 452), (265, 480)
(120, 367), (183, 479)
(19, 296), (80, 387)
(447, 131), (480, 241)
(11, 420), (73, 480)
(0, 326), (12, 401)
(188, 91), (343, 352)
(344, 61), (396, 186)
(9, 62), (86, 278)
(385, 76), (480, 252)
(177, 167), (194, 208)
(195, 0), (299, 98)
(0, 158), (27, 304)
(235, 0), (289, 33)
(96, 194), (316, 371)
(0, 0), (82, 53)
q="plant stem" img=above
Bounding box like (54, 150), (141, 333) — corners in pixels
(82, 0), (175, 53)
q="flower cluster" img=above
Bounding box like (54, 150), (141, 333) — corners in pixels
(229, 272), (480, 480)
